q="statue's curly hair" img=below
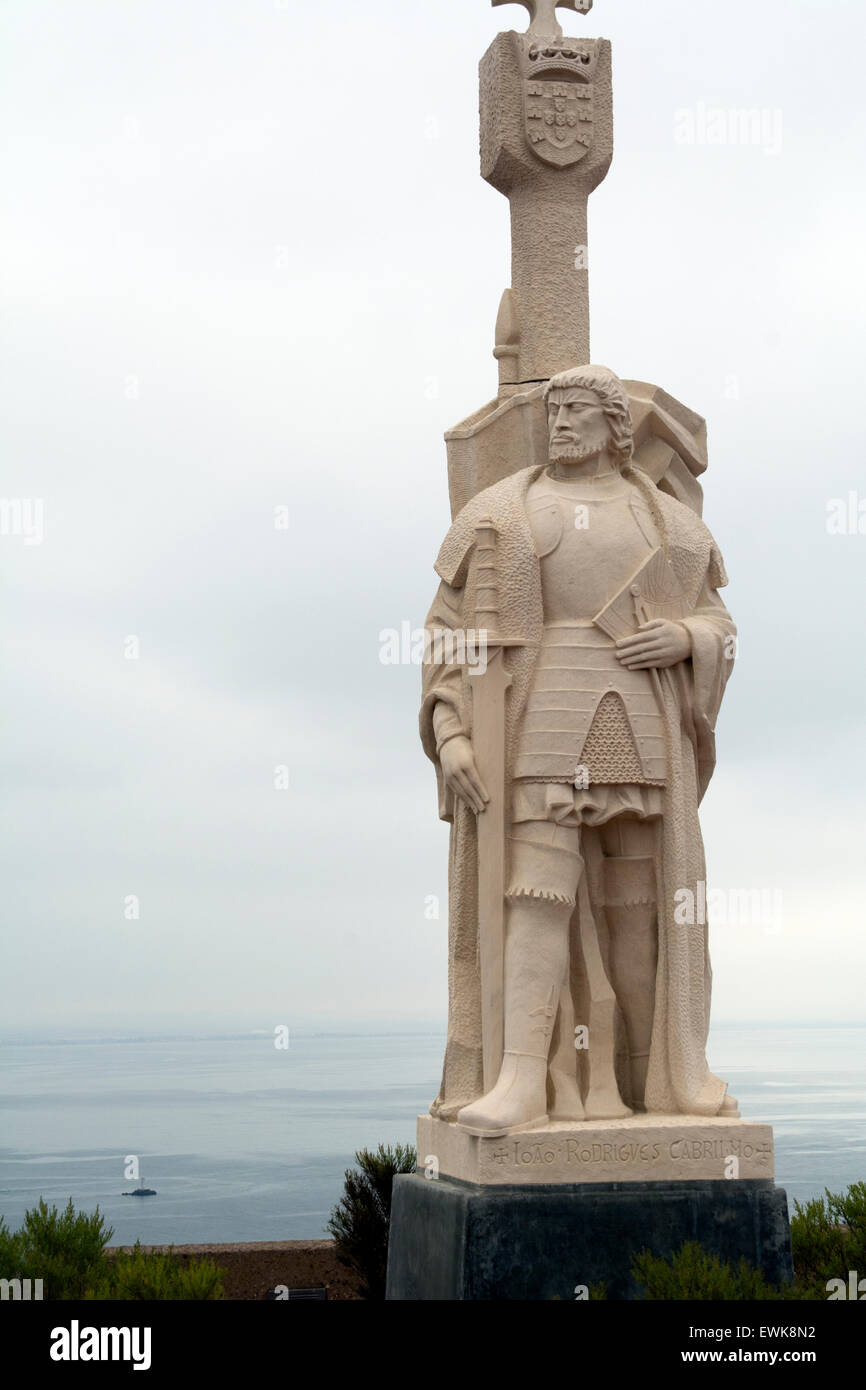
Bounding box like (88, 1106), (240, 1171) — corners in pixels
(543, 365), (634, 466)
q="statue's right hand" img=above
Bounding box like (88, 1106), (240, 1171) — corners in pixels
(439, 736), (490, 815)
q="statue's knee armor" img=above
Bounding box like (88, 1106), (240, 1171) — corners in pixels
(506, 819), (583, 907)
(603, 853), (657, 914)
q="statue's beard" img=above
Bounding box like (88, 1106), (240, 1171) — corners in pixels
(549, 430), (617, 469)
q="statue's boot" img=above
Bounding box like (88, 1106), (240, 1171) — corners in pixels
(604, 854), (658, 1111)
(457, 895), (570, 1137)
(455, 1052), (549, 1137)
(549, 979), (585, 1121)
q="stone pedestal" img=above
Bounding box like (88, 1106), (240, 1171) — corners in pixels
(417, 1112), (775, 1185)
(386, 1171), (792, 1301)
(385, 1114), (792, 1300)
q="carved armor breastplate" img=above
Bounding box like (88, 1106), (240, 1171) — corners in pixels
(527, 473), (658, 622)
(514, 475), (666, 785)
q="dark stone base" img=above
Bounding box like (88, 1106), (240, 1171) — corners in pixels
(386, 1174), (793, 1301)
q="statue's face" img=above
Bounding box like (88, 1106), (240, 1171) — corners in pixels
(546, 387), (613, 465)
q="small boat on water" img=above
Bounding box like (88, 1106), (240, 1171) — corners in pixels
(122, 1188), (157, 1197)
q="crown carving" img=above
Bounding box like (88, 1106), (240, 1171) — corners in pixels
(524, 37), (598, 79)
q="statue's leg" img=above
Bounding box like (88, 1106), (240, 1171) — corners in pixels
(600, 815), (659, 1111)
(456, 820), (581, 1136)
(548, 956), (585, 1121)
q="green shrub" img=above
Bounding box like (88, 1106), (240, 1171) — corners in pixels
(0, 1216), (22, 1262)
(631, 1181), (866, 1301)
(632, 1240), (788, 1300)
(0, 1217), (26, 1283)
(87, 1244), (225, 1301)
(0, 1200), (224, 1300)
(326, 1142), (417, 1300)
(791, 1181), (866, 1299)
(0, 1199), (112, 1300)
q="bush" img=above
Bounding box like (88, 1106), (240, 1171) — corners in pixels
(632, 1240), (787, 1301)
(791, 1181), (866, 1299)
(632, 1181), (866, 1301)
(88, 1244), (225, 1301)
(0, 1200), (224, 1300)
(0, 1198), (113, 1300)
(326, 1143), (417, 1300)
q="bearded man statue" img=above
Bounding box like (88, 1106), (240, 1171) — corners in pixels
(420, 364), (738, 1134)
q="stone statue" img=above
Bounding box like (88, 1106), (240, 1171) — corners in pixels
(421, 364), (739, 1133)
(387, 3), (791, 1303)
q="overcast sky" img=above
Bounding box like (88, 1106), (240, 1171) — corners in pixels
(1, 0), (864, 1038)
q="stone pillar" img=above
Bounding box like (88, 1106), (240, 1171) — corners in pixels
(480, 28), (613, 383)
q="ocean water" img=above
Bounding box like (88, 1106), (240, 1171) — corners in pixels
(0, 1024), (863, 1245)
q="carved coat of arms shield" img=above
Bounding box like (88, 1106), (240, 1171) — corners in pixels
(524, 79), (593, 167)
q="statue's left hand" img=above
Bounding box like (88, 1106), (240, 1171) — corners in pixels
(615, 619), (692, 670)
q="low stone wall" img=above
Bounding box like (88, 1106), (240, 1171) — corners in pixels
(106, 1240), (363, 1301)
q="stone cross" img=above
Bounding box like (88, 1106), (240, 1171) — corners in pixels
(492, 0), (592, 41)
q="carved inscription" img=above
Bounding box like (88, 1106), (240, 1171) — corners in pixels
(483, 1133), (773, 1173)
